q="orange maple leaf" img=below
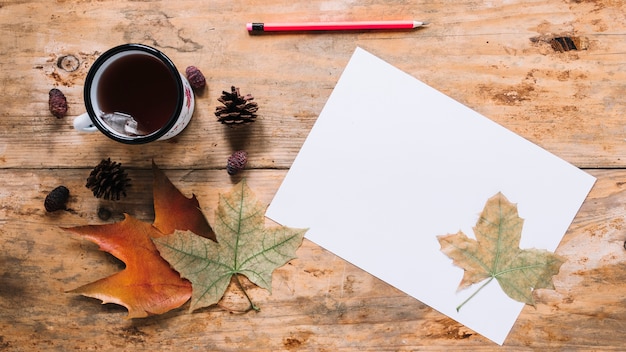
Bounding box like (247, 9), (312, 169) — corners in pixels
(151, 161), (215, 241)
(64, 163), (215, 318)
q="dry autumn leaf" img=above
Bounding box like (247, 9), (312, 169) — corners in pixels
(153, 180), (307, 312)
(437, 192), (565, 311)
(64, 215), (192, 318)
(151, 161), (215, 241)
(64, 163), (214, 318)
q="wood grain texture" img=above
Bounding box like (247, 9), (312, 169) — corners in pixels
(1, 0), (625, 169)
(0, 169), (624, 350)
(0, 0), (625, 350)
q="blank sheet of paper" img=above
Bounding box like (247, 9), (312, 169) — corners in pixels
(265, 47), (596, 345)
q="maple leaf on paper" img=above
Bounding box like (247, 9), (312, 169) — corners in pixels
(64, 163), (214, 318)
(153, 180), (307, 312)
(437, 192), (565, 311)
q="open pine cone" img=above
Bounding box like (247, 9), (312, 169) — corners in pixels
(85, 158), (131, 200)
(215, 86), (258, 126)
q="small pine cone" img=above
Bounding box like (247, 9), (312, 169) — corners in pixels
(44, 185), (69, 212)
(215, 86), (258, 126)
(185, 66), (206, 91)
(86, 158), (131, 200)
(227, 150), (248, 175)
(48, 88), (68, 118)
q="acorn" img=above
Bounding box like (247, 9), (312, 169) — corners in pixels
(227, 150), (248, 175)
(44, 186), (70, 212)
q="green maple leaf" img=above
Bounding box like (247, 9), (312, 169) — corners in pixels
(153, 180), (307, 312)
(437, 192), (565, 311)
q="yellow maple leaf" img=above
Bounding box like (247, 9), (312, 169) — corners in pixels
(437, 192), (565, 311)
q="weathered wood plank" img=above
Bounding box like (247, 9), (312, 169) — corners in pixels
(0, 168), (623, 350)
(0, 1), (625, 169)
(1, 0), (625, 350)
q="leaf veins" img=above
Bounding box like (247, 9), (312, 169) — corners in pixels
(437, 192), (565, 311)
(154, 180), (307, 312)
(63, 163), (213, 318)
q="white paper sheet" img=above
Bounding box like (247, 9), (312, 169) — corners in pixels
(265, 47), (596, 345)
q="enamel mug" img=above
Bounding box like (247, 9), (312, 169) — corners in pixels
(73, 44), (194, 144)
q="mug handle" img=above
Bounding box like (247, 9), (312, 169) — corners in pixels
(73, 112), (98, 132)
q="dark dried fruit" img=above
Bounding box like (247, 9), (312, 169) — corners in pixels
(97, 207), (112, 221)
(48, 88), (68, 118)
(86, 158), (131, 200)
(185, 66), (206, 91)
(44, 186), (70, 212)
(215, 86), (258, 126)
(227, 150), (248, 175)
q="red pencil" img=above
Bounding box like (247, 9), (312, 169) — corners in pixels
(247, 20), (429, 33)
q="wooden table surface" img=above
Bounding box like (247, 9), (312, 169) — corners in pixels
(1, 0), (625, 350)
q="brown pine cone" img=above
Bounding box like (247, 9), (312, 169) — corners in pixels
(85, 158), (131, 200)
(215, 86), (258, 126)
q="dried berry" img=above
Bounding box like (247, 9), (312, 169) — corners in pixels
(86, 158), (131, 200)
(48, 88), (68, 118)
(44, 185), (70, 212)
(227, 150), (248, 175)
(215, 86), (258, 126)
(97, 207), (112, 221)
(185, 66), (206, 91)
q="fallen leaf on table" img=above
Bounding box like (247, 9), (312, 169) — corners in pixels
(65, 215), (192, 318)
(437, 192), (565, 311)
(153, 180), (307, 312)
(151, 161), (215, 241)
(64, 163), (214, 318)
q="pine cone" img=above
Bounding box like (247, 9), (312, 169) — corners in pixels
(86, 158), (131, 200)
(215, 86), (258, 126)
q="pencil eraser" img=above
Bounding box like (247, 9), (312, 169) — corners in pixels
(247, 23), (265, 33)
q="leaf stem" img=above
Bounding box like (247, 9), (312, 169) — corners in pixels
(234, 274), (260, 312)
(456, 277), (494, 312)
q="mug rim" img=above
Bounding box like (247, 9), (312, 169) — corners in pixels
(83, 43), (184, 144)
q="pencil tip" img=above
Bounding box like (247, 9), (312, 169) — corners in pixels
(413, 21), (430, 28)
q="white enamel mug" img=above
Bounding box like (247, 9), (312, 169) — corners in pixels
(73, 44), (194, 144)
